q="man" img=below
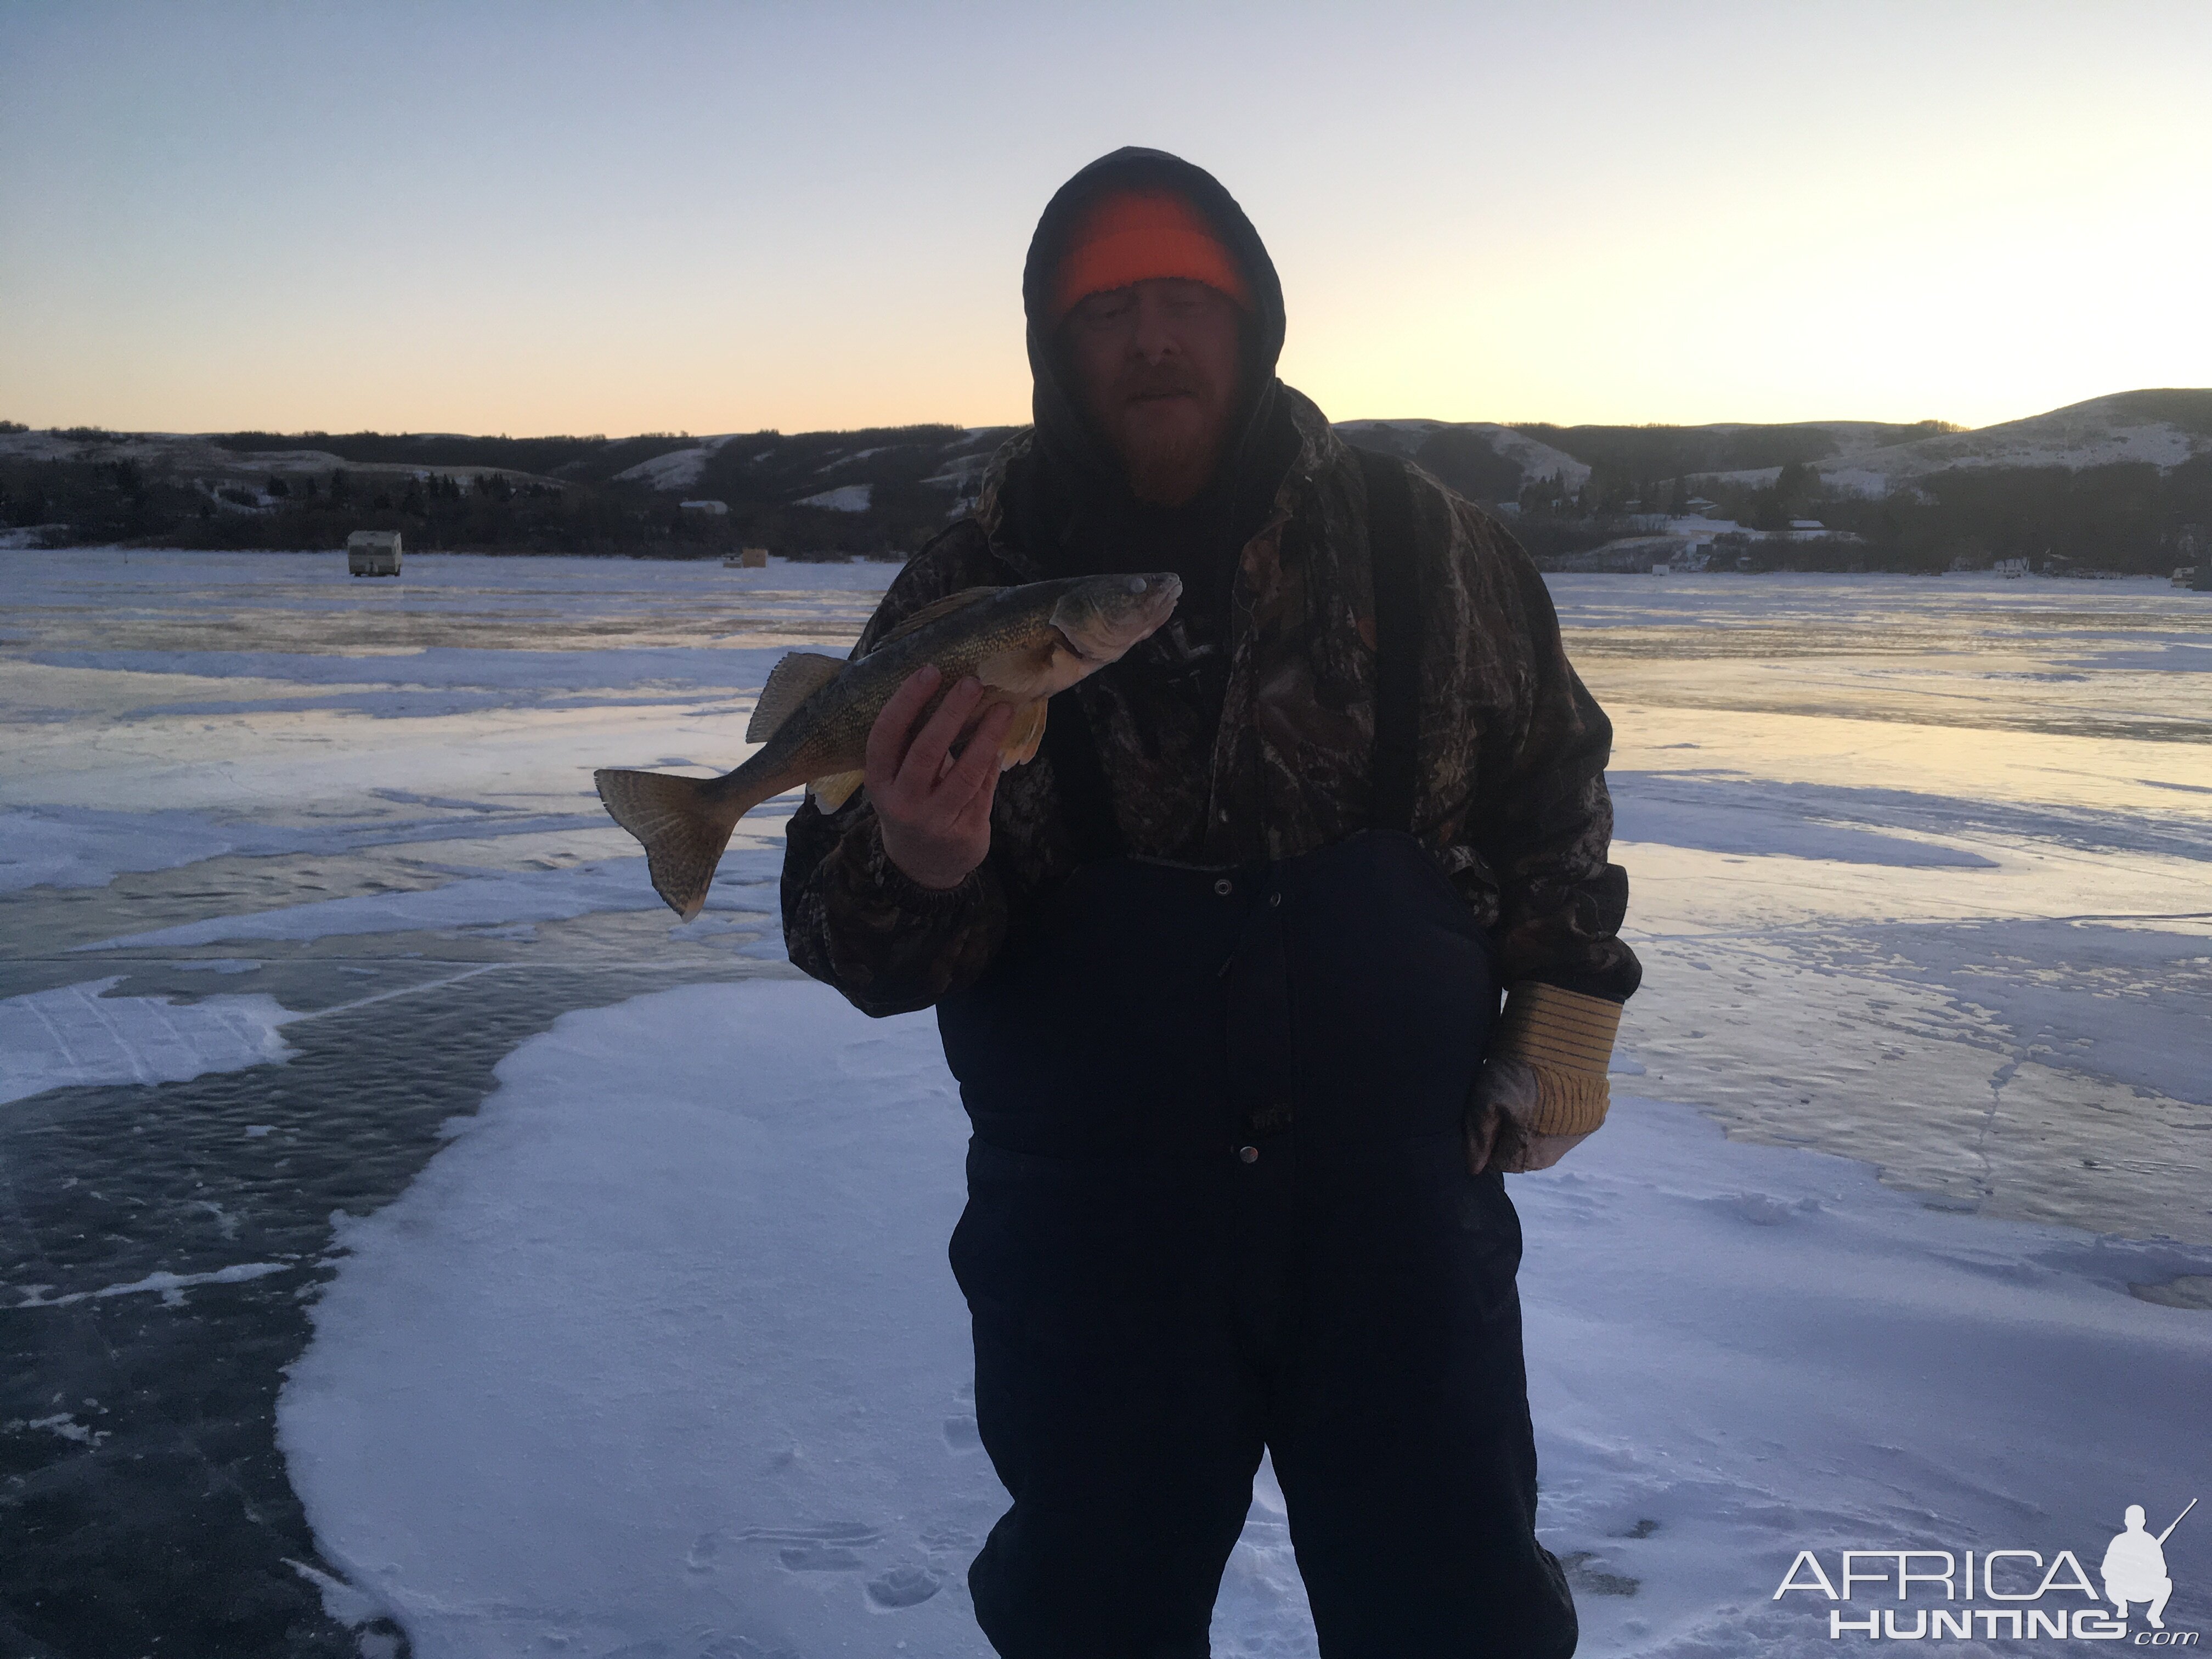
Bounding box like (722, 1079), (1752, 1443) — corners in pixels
(783, 148), (1640, 1656)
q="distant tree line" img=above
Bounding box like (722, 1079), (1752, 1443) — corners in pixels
(1483, 458), (2211, 574)
(1804, 460), (2212, 573)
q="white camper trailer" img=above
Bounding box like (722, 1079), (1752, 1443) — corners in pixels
(347, 531), (402, 577)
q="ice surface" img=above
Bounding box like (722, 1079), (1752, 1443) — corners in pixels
(0, 806), (323, 892)
(278, 979), (2212, 1657)
(7, 557), (2204, 1238)
(1521, 572), (2212, 1243)
(9, 552), (2212, 1652)
(1609, 772), (2000, 867)
(0, 975), (297, 1104)
(82, 857), (673, 949)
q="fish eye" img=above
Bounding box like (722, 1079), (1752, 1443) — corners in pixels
(1125, 577), (1146, 594)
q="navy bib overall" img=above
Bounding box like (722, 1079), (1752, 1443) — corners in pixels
(934, 455), (1579, 1658)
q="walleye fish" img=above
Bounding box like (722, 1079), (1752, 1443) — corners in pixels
(595, 571), (1182, 920)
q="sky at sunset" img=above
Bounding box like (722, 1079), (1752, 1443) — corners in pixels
(4, 1), (2209, 437)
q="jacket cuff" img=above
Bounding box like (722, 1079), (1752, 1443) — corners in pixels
(1490, 981), (1623, 1137)
(1519, 1064), (1610, 1137)
(839, 814), (985, 915)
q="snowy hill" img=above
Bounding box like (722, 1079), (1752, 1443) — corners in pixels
(1806, 390), (2212, 498)
(612, 435), (741, 492)
(1336, 419), (1593, 493)
(0, 427), (546, 491)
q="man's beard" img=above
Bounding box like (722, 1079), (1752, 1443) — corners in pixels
(1118, 419), (1223, 506)
(1105, 367), (1231, 507)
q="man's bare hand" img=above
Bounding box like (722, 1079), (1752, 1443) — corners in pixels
(868, 665), (1015, 891)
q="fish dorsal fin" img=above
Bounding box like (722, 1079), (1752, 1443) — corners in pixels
(747, 651), (846, 743)
(808, 769), (866, 812)
(870, 586), (1007, 652)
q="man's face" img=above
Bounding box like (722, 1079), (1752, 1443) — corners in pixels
(1060, 278), (1243, 507)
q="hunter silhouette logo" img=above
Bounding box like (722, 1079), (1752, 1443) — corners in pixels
(2106, 1500), (2193, 1632)
(1774, 1497), (2200, 1642)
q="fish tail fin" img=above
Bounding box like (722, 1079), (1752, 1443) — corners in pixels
(594, 766), (774, 922)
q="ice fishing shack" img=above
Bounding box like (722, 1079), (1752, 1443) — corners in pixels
(347, 530), (402, 577)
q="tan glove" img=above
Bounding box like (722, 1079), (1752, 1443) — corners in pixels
(1465, 1059), (1596, 1174)
(1469, 983), (1622, 1173)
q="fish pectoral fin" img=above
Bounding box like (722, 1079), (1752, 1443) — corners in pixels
(747, 652), (847, 743)
(869, 586), (1007, 651)
(998, 698), (1047, 769)
(808, 769), (867, 812)
(975, 637), (1070, 699)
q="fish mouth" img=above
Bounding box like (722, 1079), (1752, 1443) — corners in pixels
(1137, 577), (1182, 635)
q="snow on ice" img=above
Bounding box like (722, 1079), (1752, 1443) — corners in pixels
(0, 975), (298, 1105)
(276, 978), (2212, 1657)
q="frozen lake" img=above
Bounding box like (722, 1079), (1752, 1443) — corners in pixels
(3, 549), (2208, 1657)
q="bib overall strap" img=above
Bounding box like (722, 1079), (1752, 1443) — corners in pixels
(1354, 446), (1421, 837)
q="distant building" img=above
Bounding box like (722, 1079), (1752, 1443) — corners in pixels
(346, 530), (401, 578)
(680, 499), (730, 516)
(1685, 496), (1717, 512)
(723, 546), (769, 569)
(1788, 519), (1826, 532)
(1996, 557), (2030, 578)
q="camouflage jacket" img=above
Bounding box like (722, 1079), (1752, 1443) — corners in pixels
(780, 387), (1641, 1132)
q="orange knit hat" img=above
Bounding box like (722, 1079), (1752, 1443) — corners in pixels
(1048, 188), (1252, 324)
